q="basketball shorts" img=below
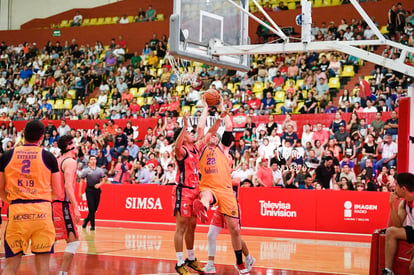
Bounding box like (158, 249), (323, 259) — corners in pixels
(405, 226), (414, 243)
(172, 185), (199, 217)
(211, 203), (242, 228)
(200, 187), (239, 219)
(52, 201), (78, 240)
(211, 210), (226, 228)
(4, 201), (55, 258)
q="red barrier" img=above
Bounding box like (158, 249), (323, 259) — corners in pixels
(8, 112), (390, 142)
(369, 229), (411, 275)
(398, 98), (411, 173)
(69, 184), (389, 234)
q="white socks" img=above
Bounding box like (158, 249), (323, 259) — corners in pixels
(187, 249), (195, 261)
(176, 252), (185, 266)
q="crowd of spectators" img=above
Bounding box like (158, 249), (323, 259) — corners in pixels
(70, 5), (158, 27)
(0, 2), (412, 192)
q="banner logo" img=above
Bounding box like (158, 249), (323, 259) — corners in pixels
(125, 197), (163, 210)
(344, 200), (378, 221)
(259, 200), (297, 217)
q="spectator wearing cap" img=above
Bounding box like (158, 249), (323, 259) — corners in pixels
(315, 156), (335, 189)
(255, 158), (273, 187)
(40, 98), (52, 118)
(333, 122), (349, 146)
(45, 121), (57, 135)
(111, 127), (128, 159)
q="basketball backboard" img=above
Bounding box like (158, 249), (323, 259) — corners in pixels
(169, 0), (250, 71)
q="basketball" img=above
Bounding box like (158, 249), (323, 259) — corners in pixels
(204, 89), (220, 106)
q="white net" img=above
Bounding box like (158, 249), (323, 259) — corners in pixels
(166, 54), (198, 86)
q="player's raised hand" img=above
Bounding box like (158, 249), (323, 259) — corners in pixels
(201, 94), (208, 109)
(182, 111), (190, 126)
(218, 95), (225, 112)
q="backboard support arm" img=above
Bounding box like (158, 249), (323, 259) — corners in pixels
(211, 0), (414, 77)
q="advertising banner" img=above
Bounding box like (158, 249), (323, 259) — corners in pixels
(2, 185), (390, 234)
(315, 190), (389, 233)
(239, 188), (317, 231)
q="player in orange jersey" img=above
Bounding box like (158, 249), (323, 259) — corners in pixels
(172, 96), (225, 275)
(53, 135), (82, 275)
(194, 107), (250, 275)
(0, 119), (62, 275)
(203, 152), (255, 274)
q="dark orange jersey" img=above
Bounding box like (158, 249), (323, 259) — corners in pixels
(199, 145), (232, 191)
(1, 145), (59, 202)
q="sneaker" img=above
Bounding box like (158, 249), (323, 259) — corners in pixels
(193, 199), (208, 224)
(234, 263), (250, 275)
(245, 256), (256, 272)
(175, 263), (192, 275)
(381, 268), (394, 275)
(185, 258), (204, 273)
(202, 263), (216, 274)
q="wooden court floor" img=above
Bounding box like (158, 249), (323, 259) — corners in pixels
(0, 224), (371, 275)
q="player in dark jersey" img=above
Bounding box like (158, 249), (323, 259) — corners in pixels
(172, 96), (224, 275)
(53, 135), (81, 275)
(0, 119), (62, 274)
(80, 155), (106, 230)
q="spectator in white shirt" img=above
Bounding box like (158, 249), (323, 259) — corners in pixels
(210, 74), (223, 90)
(97, 90), (108, 107)
(70, 99), (85, 118)
(71, 11), (83, 27)
(233, 162), (254, 187)
(271, 162), (284, 187)
(119, 14), (129, 24)
(258, 137), (276, 160)
(185, 87), (200, 106)
(363, 99), (377, 112)
(375, 134), (397, 173)
(116, 77), (128, 94)
(57, 120), (71, 137)
(301, 124), (314, 147)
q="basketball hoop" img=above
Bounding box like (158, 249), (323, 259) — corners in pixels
(167, 53), (198, 86)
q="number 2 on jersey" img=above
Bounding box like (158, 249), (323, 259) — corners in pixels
(21, 160), (31, 174)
